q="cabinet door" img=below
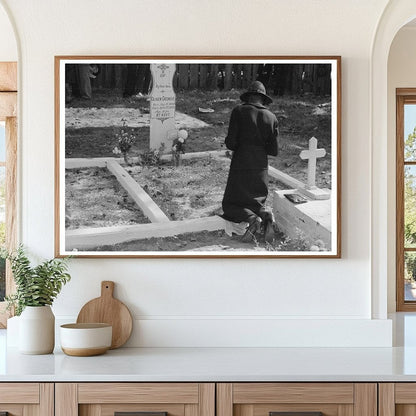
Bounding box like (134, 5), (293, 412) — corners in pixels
(217, 383), (377, 416)
(379, 383), (416, 416)
(55, 383), (215, 416)
(0, 383), (53, 416)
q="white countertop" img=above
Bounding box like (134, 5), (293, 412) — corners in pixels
(2, 313), (416, 382)
(2, 345), (416, 382)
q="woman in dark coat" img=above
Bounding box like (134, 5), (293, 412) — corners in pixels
(222, 81), (279, 242)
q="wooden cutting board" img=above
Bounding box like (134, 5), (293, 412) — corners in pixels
(76, 281), (133, 349)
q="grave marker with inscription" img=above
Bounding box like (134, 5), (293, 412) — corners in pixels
(149, 63), (176, 151)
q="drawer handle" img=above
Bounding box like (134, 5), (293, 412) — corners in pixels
(115, 412), (168, 416)
(270, 413), (323, 416)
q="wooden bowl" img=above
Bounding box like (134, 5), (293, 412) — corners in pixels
(60, 323), (112, 356)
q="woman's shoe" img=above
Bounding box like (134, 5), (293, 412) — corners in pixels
(264, 219), (275, 243)
(262, 211), (275, 244)
(241, 217), (261, 242)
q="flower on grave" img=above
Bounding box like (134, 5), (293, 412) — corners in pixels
(140, 143), (165, 167)
(178, 129), (188, 140)
(172, 139), (185, 154)
(172, 130), (188, 167)
(172, 129), (188, 154)
(116, 130), (135, 154)
(114, 120), (137, 165)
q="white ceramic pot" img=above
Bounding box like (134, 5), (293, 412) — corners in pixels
(19, 306), (55, 354)
(60, 323), (112, 356)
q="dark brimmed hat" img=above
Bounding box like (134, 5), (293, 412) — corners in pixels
(240, 81), (273, 105)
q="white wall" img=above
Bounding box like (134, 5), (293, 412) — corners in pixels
(0, 3), (16, 61)
(387, 26), (416, 312)
(0, 0), (393, 347)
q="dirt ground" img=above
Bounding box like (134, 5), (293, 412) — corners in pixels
(94, 228), (307, 253)
(66, 167), (150, 230)
(66, 89), (332, 188)
(65, 157), (285, 231)
(65, 89), (332, 252)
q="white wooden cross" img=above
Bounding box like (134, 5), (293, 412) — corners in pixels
(299, 137), (326, 189)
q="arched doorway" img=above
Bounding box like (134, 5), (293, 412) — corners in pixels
(388, 22), (416, 312)
(371, 1), (416, 318)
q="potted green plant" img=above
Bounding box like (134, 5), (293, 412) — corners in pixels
(4, 246), (71, 354)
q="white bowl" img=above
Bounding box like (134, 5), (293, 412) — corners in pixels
(60, 323), (112, 356)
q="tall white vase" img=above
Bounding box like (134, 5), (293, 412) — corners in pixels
(19, 306), (55, 354)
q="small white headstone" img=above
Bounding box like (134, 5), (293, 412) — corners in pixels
(149, 63), (176, 151)
(299, 136), (326, 189)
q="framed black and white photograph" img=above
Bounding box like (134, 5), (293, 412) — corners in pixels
(55, 56), (341, 258)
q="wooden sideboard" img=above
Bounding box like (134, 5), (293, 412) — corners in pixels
(55, 383), (215, 416)
(217, 383), (376, 416)
(0, 383), (53, 415)
(3, 382), (416, 416)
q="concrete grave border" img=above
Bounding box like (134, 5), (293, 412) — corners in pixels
(65, 151), (229, 250)
(65, 145), (331, 251)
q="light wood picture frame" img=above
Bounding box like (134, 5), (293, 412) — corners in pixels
(55, 56), (341, 258)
